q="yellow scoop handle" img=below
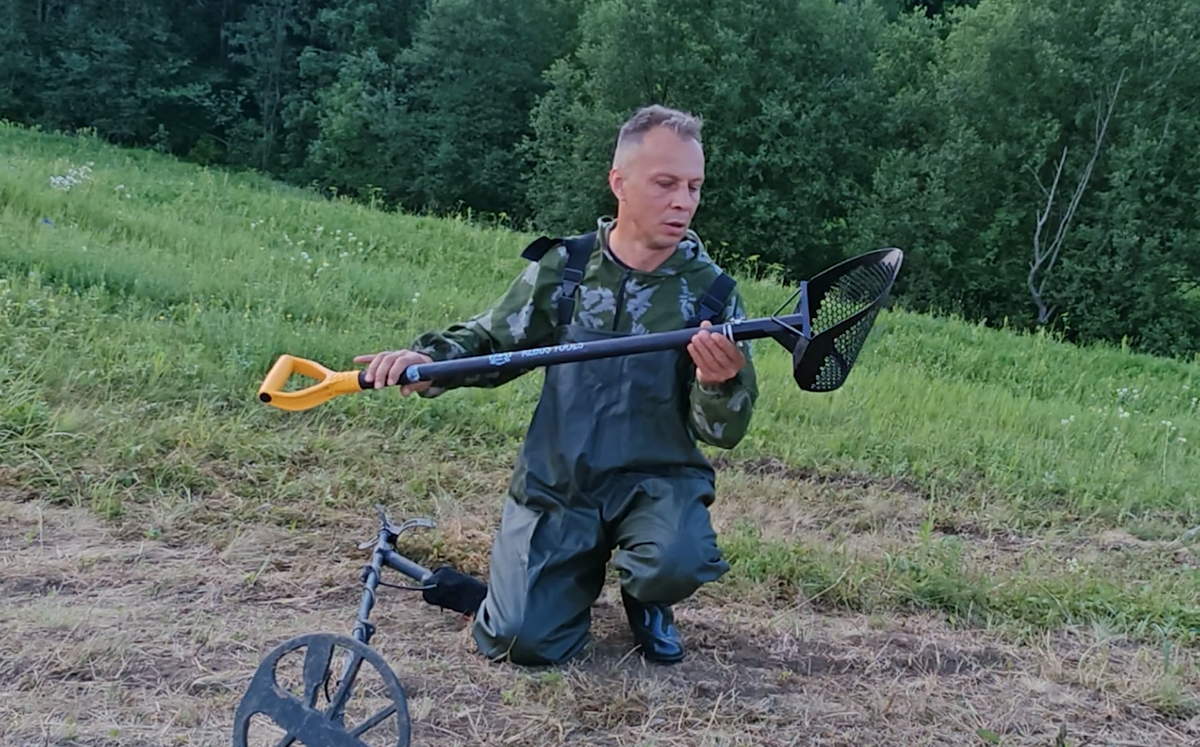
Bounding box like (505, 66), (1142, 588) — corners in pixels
(257, 355), (365, 412)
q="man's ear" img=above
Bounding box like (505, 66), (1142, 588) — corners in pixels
(608, 167), (624, 202)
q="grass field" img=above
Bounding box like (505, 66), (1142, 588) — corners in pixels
(2, 120), (1200, 746)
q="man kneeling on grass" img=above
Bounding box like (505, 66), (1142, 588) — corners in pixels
(355, 104), (759, 666)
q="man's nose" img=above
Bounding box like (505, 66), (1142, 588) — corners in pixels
(670, 184), (698, 209)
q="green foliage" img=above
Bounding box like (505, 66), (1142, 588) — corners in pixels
(853, 0), (1200, 356)
(305, 0), (580, 223)
(1, 0), (1198, 358)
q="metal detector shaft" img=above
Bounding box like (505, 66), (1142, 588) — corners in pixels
(328, 518), (436, 723)
(353, 546), (435, 646)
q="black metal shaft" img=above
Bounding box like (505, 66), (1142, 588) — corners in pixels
(325, 532), (389, 726)
(332, 527), (436, 725)
(351, 537), (435, 644)
(352, 532), (389, 646)
(384, 549), (434, 584)
(354, 313), (805, 389)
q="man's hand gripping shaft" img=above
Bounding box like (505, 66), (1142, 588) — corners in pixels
(355, 349), (434, 396)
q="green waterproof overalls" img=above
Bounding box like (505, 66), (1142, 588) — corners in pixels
(472, 233), (735, 666)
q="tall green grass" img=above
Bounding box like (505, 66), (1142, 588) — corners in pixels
(4, 122), (1196, 523)
(3, 121), (1199, 647)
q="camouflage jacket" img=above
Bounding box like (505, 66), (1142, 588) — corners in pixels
(408, 217), (758, 449)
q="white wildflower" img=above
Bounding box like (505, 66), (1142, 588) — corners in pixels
(49, 161), (93, 191)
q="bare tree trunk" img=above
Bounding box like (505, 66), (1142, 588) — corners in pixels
(260, 0), (291, 172)
(1026, 68), (1128, 325)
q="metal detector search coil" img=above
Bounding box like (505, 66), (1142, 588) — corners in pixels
(257, 247), (903, 411)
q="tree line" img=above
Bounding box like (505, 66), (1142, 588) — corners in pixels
(3, 0), (1198, 358)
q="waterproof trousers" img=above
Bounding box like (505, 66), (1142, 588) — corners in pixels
(471, 323), (731, 666)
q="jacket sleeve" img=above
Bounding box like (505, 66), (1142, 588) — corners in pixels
(688, 288), (759, 449)
(407, 250), (564, 397)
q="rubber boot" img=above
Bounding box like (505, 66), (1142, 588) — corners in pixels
(621, 589), (685, 664)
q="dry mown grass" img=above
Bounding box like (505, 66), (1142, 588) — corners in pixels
(3, 462), (1199, 747)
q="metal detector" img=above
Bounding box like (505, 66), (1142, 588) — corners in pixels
(233, 247), (902, 745)
(257, 247), (904, 412)
(231, 504), (486, 747)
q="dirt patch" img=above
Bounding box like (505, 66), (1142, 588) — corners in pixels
(709, 456), (932, 543)
(712, 455), (928, 498)
(2, 498), (1198, 747)
(717, 630), (1014, 679)
(706, 458), (1192, 588)
(0, 572), (81, 597)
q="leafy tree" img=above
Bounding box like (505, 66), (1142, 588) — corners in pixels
(0, 0), (35, 121)
(306, 0), (580, 222)
(851, 0), (1200, 355)
(223, 0), (320, 171)
(2, 0), (207, 146)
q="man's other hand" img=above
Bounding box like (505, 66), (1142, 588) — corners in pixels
(354, 349), (434, 395)
(687, 321), (745, 387)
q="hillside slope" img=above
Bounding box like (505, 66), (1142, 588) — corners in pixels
(2, 123), (1199, 746)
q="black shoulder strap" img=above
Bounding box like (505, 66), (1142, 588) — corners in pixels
(519, 236), (558, 262)
(556, 232), (595, 326)
(518, 231), (596, 327)
(689, 272), (737, 326)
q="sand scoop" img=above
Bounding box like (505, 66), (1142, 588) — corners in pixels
(257, 247), (904, 411)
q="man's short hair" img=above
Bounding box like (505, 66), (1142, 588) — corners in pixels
(612, 104), (703, 168)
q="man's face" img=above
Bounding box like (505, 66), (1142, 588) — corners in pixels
(609, 126), (705, 251)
